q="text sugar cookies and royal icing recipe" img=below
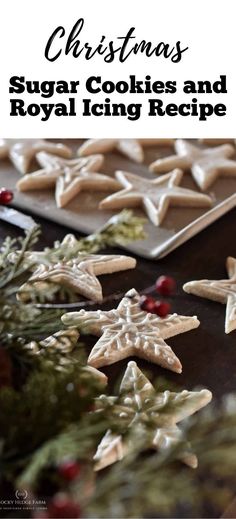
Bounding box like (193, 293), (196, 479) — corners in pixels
(9, 75), (228, 122)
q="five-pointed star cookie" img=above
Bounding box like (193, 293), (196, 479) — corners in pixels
(99, 168), (212, 226)
(25, 328), (107, 384)
(17, 152), (121, 208)
(93, 361), (212, 470)
(78, 138), (174, 163)
(149, 139), (236, 191)
(183, 256), (236, 334)
(18, 253), (136, 303)
(0, 139), (72, 174)
(62, 288), (200, 372)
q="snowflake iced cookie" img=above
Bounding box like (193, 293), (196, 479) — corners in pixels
(0, 139), (72, 174)
(18, 253), (136, 303)
(149, 139), (236, 191)
(17, 152), (121, 208)
(99, 168), (212, 226)
(78, 138), (174, 163)
(183, 256), (236, 334)
(62, 288), (200, 372)
(93, 361), (212, 470)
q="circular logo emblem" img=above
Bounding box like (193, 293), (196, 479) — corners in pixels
(15, 489), (28, 500)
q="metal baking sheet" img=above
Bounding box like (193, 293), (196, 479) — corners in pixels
(0, 139), (235, 259)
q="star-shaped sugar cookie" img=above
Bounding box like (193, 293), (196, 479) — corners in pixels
(149, 139), (236, 191)
(62, 288), (200, 372)
(78, 138), (174, 163)
(25, 328), (107, 383)
(93, 361), (212, 470)
(18, 253), (136, 303)
(99, 169), (212, 226)
(0, 139), (72, 174)
(17, 152), (120, 208)
(183, 256), (236, 334)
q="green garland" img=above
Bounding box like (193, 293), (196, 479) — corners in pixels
(0, 209), (145, 339)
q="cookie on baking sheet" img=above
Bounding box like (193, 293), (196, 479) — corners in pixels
(0, 139), (72, 174)
(93, 361), (212, 470)
(17, 152), (121, 208)
(62, 288), (200, 373)
(18, 253), (136, 303)
(99, 168), (212, 226)
(78, 138), (174, 163)
(149, 139), (236, 191)
(183, 256), (236, 334)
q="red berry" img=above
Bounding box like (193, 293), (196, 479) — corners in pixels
(154, 301), (171, 318)
(140, 296), (156, 313)
(156, 276), (176, 296)
(58, 460), (81, 481)
(48, 495), (81, 518)
(0, 189), (13, 204)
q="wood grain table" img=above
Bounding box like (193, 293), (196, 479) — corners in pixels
(0, 145), (235, 518)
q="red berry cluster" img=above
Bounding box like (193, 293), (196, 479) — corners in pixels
(140, 276), (176, 318)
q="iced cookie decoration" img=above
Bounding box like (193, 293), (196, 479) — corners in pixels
(183, 256), (236, 334)
(18, 253), (136, 303)
(17, 152), (121, 208)
(62, 288), (200, 372)
(93, 361), (212, 470)
(78, 138), (174, 163)
(25, 328), (107, 384)
(149, 139), (236, 191)
(99, 169), (212, 226)
(0, 139), (72, 174)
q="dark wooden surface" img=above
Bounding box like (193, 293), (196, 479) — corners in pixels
(0, 156), (236, 518)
